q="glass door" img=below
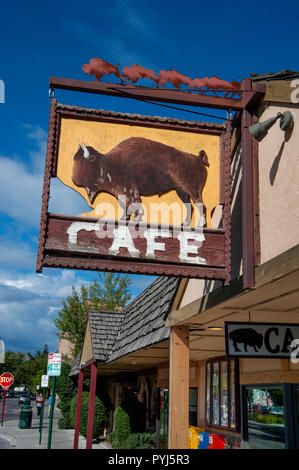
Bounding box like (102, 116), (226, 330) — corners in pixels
(244, 385), (286, 449)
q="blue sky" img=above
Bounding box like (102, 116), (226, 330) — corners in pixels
(0, 0), (298, 354)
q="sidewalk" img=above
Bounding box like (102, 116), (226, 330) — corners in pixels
(0, 405), (112, 450)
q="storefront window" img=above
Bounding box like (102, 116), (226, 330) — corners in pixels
(246, 386), (285, 449)
(206, 357), (239, 430)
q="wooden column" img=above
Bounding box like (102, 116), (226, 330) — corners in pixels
(86, 362), (98, 449)
(168, 325), (189, 449)
(73, 368), (84, 449)
(241, 79), (255, 289)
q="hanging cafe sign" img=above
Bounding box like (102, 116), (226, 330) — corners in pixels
(35, 59), (254, 284)
(225, 322), (299, 359)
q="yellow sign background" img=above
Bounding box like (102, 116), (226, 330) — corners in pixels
(56, 118), (220, 227)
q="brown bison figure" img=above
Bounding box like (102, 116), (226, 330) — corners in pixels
(72, 137), (209, 224)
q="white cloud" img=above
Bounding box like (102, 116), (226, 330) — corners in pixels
(0, 125), (89, 229)
(0, 268), (94, 353)
(0, 264), (158, 353)
(0, 269), (89, 299)
(22, 124), (47, 173)
(0, 156), (43, 227)
(0, 238), (37, 270)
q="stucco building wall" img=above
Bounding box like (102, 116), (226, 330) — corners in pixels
(258, 104), (299, 263)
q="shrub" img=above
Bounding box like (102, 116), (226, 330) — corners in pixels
(58, 416), (72, 429)
(70, 391), (112, 438)
(107, 431), (122, 449)
(124, 433), (156, 449)
(114, 405), (131, 446)
(121, 397), (146, 433)
(113, 397), (148, 448)
(254, 413), (284, 425)
(55, 363), (77, 427)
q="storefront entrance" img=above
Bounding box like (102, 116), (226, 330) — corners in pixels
(242, 384), (299, 449)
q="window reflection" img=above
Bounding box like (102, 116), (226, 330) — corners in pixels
(247, 386), (285, 449)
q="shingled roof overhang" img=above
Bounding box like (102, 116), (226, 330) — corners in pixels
(250, 69), (299, 81)
(70, 276), (180, 377)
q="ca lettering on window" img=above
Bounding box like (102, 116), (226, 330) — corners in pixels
(290, 79), (299, 104)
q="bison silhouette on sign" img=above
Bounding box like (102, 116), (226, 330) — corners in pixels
(72, 137), (209, 224)
(229, 328), (264, 353)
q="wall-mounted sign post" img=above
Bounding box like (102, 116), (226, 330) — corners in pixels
(39, 75), (265, 289)
(39, 375), (49, 445)
(0, 372), (14, 426)
(47, 354), (61, 449)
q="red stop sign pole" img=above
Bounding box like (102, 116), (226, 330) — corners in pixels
(0, 372), (14, 426)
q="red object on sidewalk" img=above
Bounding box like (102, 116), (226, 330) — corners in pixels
(208, 433), (226, 449)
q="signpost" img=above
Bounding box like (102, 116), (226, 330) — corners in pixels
(39, 375), (49, 445)
(0, 372), (14, 426)
(41, 375), (49, 387)
(47, 354), (61, 449)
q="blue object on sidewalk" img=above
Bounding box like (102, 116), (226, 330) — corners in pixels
(198, 432), (210, 449)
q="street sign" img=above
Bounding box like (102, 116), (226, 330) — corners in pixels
(46, 353), (62, 449)
(0, 372), (14, 426)
(47, 364), (61, 376)
(47, 353), (61, 376)
(48, 353), (61, 364)
(0, 372), (14, 391)
(41, 375), (49, 387)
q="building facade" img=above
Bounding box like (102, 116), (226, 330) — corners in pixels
(166, 70), (299, 449)
(70, 71), (299, 450)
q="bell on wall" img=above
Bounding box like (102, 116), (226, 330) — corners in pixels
(249, 111), (294, 142)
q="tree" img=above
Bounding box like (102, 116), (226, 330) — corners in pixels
(0, 347), (49, 390)
(53, 272), (131, 357)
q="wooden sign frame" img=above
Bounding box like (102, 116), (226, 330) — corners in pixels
(36, 99), (232, 284)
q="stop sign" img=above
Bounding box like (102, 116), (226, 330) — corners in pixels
(0, 372), (14, 390)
